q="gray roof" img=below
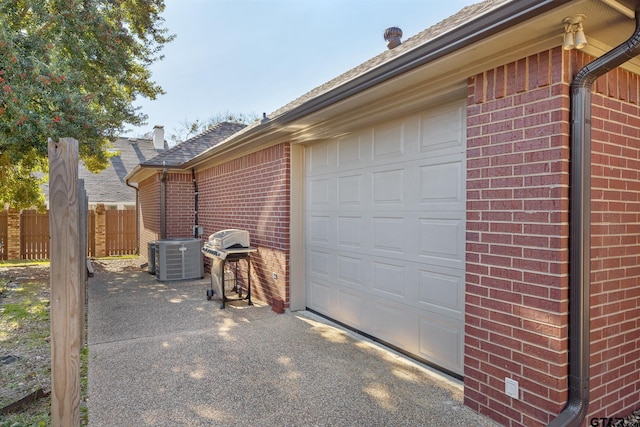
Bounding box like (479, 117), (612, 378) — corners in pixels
(129, 0), (510, 174)
(82, 137), (163, 204)
(44, 137), (163, 205)
(179, 0), (511, 161)
(141, 122), (247, 168)
(269, 0), (509, 119)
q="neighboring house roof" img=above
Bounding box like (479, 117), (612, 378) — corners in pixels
(43, 136), (164, 205)
(140, 121), (247, 168)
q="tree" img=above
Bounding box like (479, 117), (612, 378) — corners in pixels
(0, 0), (174, 209)
(169, 111), (259, 145)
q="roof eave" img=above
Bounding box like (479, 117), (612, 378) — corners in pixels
(125, 162), (182, 184)
(140, 0), (580, 173)
(182, 0), (571, 168)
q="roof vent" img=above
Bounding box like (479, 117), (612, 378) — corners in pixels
(384, 26), (402, 49)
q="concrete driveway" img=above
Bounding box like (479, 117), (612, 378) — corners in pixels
(87, 266), (497, 426)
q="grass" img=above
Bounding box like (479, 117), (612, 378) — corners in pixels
(0, 404), (50, 427)
(0, 259), (107, 426)
(0, 271), (52, 427)
(0, 260), (50, 267)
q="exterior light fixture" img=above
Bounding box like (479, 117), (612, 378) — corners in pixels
(563, 14), (587, 50)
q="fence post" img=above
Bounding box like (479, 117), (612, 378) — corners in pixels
(6, 208), (20, 259)
(95, 203), (106, 257)
(49, 137), (81, 427)
(78, 179), (87, 348)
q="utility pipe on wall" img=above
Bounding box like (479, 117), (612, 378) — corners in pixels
(160, 164), (167, 240)
(549, 3), (640, 426)
(192, 168), (199, 238)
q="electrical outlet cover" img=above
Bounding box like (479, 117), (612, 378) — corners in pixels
(505, 378), (519, 399)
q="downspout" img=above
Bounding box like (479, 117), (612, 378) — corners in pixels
(125, 180), (140, 254)
(160, 162), (167, 239)
(192, 168), (199, 238)
(549, 4), (640, 426)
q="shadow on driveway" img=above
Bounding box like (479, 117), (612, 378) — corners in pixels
(87, 268), (497, 426)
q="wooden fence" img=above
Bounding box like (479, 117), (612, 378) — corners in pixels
(0, 210), (7, 261)
(105, 209), (136, 256)
(0, 206), (136, 260)
(20, 210), (50, 260)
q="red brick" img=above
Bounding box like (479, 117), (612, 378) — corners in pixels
(467, 47), (640, 425)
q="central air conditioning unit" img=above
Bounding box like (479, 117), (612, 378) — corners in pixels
(155, 238), (203, 281)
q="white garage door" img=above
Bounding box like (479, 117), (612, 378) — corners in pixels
(305, 100), (466, 376)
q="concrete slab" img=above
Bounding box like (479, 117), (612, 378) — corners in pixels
(87, 269), (498, 426)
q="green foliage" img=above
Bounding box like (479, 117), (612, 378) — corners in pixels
(0, 281), (50, 344)
(0, 0), (174, 208)
(0, 405), (50, 427)
(80, 346), (89, 425)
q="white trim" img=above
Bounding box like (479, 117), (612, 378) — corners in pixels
(289, 144), (306, 311)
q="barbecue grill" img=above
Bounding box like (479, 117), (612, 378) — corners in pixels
(202, 229), (256, 308)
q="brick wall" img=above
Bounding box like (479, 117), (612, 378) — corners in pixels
(466, 46), (640, 425)
(139, 173), (161, 262)
(587, 52), (640, 419)
(165, 172), (195, 238)
(466, 47), (570, 426)
(196, 143), (291, 307)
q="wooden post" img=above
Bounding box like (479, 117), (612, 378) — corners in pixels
(6, 208), (20, 259)
(78, 179), (87, 348)
(49, 137), (81, 427)
(95, 203), (106, 257)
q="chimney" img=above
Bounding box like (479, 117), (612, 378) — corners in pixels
(153, 125), (165, 150)
(384, 26), (403, 49)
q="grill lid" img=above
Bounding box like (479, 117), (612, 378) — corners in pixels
(206, 229), (250, 250)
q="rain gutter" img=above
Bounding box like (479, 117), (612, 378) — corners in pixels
(548, 3), (640, 426)
(181, 0), (572, 169)
(125, 180), (140, 254)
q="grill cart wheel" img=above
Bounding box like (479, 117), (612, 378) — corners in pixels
(206, 289), (214, 300)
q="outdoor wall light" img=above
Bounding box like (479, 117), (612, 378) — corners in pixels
(563, 14), (587, 50)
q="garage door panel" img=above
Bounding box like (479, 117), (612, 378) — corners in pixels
(373, 122), (405, 161)
(418, 266), (465, 317)
(309, 215), (332, 245)
(338, 174), (363, 206)
(308, 279), (332, 313)
(421, 101), (465, 155)
(419, 315), (464, 374)
(373, 169), (404, 205)
(372, 260), (406, 297)
(372, 217), (406, 255)
(418, 217), (465, 269)
(337, 288), (364, 329)
(366, 299), (416, 351)
(338, 134), (368, 168)
(419, 161), (464, 206)
(308, 178), (331, 207)
(306, 99), (465, 376)
(337, 254), (364, 287)
(308, 141), (332, 174)
(337, 216), (363, 248)
(308, 249), (333, 278)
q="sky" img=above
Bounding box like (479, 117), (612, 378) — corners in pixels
(124, 0), (479, 140)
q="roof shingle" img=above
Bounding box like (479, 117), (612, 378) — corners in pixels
(142, 121), (247, 167)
